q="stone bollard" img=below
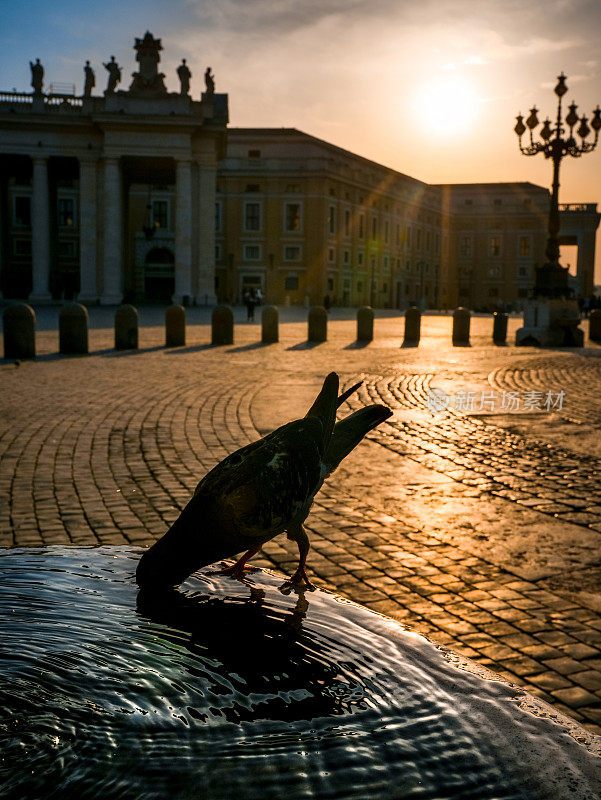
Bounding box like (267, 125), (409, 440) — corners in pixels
(261, 305), (279, 343)
(114, 304), (138, 350)
(212, 305), (234, 345)
(308, 306), (327, 343)
(492, 311), (508, 345)
(3, 303), (35, 359)
(589, 309), (601, 342)
(403, 306), (421, 346)
(165, 304), (186, 347)
(357, 306), (374, 342)
(452, 307), (471, 346)
(59, 302), (88, 355)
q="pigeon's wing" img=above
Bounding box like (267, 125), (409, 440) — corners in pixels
(201, 418), (324, 539)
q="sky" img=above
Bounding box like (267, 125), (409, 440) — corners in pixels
(1, 0), (601, 279)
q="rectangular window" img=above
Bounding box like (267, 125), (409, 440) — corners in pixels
(357, 281), (363, 291)
(57, 240), (76, 258)
(383, 256), (389, 270)
(344, 209), (350, 236)
(426, 231), (430, 251)
(244, 202), (261, 231)
(488, 265), (501, 277)
(327, 277), (334, 291)
(396, 224), (400, 245)
(518, 266), (527, 277)
(407, 228), (411, 247)
(215, 201), (222, 232)
(13, 238), (32, 256)
(371, 217), (377, 238)
(435, 233), (440, 253)
(357, 252), (364, 267)
(248, 149), (261, 158)
(343, 250), (350, 265)
(416, 229), (421, 250)
(358, 214), (364, 239)
(285, 183), (300, 192)
(384, 220), (389, 243)
(284, 245), (301, 261)
(152, 200), (168, 230)
(13, 196), (31, 226)
(284, 202), (301, 232)
(328, 248), (335, 263)
(519, 236), (531, 256)
(285, 276), (299, 290)
(58, 198), (75, 227)
(490, 236), (501, 256)
(328, 205), (336, 235)
(245, 184), (260, 192)
(215, 244), (221, 260)
(244, 245), (261, 260)
(460, 236), (472, 257)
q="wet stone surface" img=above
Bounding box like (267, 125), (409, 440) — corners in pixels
(1, 308), (601, 734)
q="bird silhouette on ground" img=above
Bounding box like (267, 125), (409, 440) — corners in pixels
(136, 372), (392, 589)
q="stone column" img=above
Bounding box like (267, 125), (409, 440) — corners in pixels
(196, 159), (217, 304)
(174, 159), (193, 303)
(101, 157), (123, 305)
(29, 157), (51, 303)
(77, 158), (98, 303)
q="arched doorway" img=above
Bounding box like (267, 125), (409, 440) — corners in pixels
(144, 247), (174, 302)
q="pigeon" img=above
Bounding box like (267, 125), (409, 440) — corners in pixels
(136, 372), (392, 589)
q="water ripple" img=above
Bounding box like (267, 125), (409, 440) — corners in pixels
(0, 546), (600, 800)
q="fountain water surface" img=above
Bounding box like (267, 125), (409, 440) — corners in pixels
(1, 546), (600, 799)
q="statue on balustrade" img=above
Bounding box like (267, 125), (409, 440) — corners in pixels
(29, 59), (44, 94)
(129, 31), (167, 95)
(204, 66), (215, 95)
(83, 61), (95, 97)
(103, 56), (121, 94)
(177, 59), (191, 95)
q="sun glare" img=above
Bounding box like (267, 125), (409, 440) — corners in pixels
(413, 77), (479, 137)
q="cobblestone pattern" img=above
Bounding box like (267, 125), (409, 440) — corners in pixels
(1, 345), (601, 733)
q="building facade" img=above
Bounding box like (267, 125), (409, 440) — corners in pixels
(0, 34), (598, 309)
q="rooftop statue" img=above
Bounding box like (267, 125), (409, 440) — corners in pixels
(129, 31), (167, 95)
(177, 58), (191, 96)
(83, 60), (95, 98)
(103, 56), (121, 95)
(29, 58), (43, 95)
(136, 373), (392, 590)
(204, 66), (215, 95)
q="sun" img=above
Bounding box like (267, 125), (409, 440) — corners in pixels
(413, 76), (479, 137)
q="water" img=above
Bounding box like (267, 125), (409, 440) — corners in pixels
(1, 547), (599, 800)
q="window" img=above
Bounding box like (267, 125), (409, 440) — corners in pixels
(407, 228), (411, 247)
(344, 209), (350, 236)
(488, 265), (501, 277)
(58, 198), (75, 227)
(244, 245), (261, 260)
(328, 248), (335, 263)
(426, 231), (430, 251)
(13, 238), (31, 256)
(284, 245), (301, 261)
(248, 149), (261, 158)
(244, 202), (261, 231)
(285, 183), (300, 193)
(435, 233), (440, 253)
(519, 236), (531, 256)
(245, 184), (260, 192)
(416, 229), (422, 250)
(215, 244), (221, 260)
(152, 200), (168, 230)
(384, 220), (389, 243)
(358, 214), (364, 239)
(58, 241), (76, 258)
(494, 199), (502, 206)
(371, 217), (377, 238)
(383, 256), (389, 270)
(465, 199), (473, 206)
(215, 201), (222, 232)
(489, 236), (501, 256)
(327, 277), (334, 291)
(396, 224), (400, 245)
(284, 202), (301, 232)
(357, 252), (364, 267)
(343, 250), (350, 266)
(357, 281), (363, 291)
(285, 276), (299, 290)
(13, 196), (31, 226)
(518, 266), (527, 277)
(489, 287), (499, 297)
(460, 236), (472, 257)
(328, 205), (336, 235)
(518, 287), (528, 297)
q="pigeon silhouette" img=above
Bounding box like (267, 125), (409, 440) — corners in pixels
(136, 372), (392, 589)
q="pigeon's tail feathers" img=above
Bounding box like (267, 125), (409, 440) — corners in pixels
(305, 372), (339, 452)
(324, 405), (392, 474)
(337, 380), (362, 408)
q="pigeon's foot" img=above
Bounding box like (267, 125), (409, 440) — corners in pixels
(282, 566), (315, 590)
(208, 560), (260, 580)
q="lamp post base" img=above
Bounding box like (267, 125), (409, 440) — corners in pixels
(516, 298), (583, 347)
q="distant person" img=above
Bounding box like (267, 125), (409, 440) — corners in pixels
(245, 288), (256, 321)
(323, 294), (331, 312)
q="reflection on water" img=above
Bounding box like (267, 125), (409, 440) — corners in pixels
(0, 547), (599, 800)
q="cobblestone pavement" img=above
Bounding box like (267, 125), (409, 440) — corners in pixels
(2, 310), (601, 734)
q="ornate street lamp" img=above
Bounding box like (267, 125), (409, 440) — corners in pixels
(514, 73), (601, 298)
